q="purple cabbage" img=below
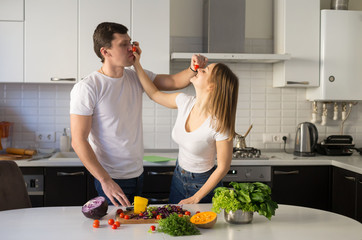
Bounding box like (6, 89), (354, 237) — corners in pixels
(82, 196), (108, 219)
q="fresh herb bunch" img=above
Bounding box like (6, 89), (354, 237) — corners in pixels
(212, 182), (278, 220)
(157, 213), (200, 236)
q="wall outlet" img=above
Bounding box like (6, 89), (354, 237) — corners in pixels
(35, 132), (55, 142)
(263, 133), (289, 143)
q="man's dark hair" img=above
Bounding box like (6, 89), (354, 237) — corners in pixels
(93, 22), (128, 63)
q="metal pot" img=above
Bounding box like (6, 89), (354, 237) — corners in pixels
(224, 209), (253, 224)
(234, 124), (253, 149)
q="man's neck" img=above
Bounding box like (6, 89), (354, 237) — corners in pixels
(100, 64), (125, 78)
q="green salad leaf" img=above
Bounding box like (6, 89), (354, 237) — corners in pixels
(157, 213), (200, 236)
(212, 182), (278, 220)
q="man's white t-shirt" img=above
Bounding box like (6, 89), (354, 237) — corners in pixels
(172, 93), (229, 173)
(70, 68), (156, 179)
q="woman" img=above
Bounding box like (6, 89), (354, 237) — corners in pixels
(133, 48), (239, 204)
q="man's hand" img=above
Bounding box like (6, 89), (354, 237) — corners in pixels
(101, 178), (131, 207)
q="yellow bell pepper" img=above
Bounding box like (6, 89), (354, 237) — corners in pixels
(133, 196), (148, 214)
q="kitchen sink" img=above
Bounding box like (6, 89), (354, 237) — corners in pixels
(49, 152), (79, 161)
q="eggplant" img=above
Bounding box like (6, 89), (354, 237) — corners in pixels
(81, 196), (108, 219)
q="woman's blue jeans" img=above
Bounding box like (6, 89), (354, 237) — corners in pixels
(94, 173), (144, 205)
(169, 162), (222, 204)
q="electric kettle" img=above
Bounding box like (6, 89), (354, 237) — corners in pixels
(294, 122), (318, 157)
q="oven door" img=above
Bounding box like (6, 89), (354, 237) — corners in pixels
(222, 166), (272, 187)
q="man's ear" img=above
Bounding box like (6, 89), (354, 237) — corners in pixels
(100, 47), (110, 58)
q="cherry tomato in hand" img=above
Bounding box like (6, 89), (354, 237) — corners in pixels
(132, 46), (137, 52)
(194, 64), (199, 70)
(150, 225), (156, 231)
(108, 219), (114, 225)
(124, 215), (130, 220)
(156, 215), (162, 220)
(115, 221), (121, 227)
(185, 211), (191, 216)
(112, 224), (118, 229)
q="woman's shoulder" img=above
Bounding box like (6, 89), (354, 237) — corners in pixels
(176, 93), (195, 106)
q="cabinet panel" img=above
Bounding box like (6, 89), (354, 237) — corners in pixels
(332, 167), (356, 219)
(44, 167), (87, 206)
(356, 174), (362, 223)
(272, 166), (331, 211)
(0, 0), (24, 21)
(79, 0), (131, 80)
(132, 0), (170, 74)
(273, 0), (319, 87)
(25, 0), (77, 83)
(0, 22), (23, 82)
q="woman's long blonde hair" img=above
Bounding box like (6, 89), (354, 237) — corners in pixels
(208, 63), (239, 140)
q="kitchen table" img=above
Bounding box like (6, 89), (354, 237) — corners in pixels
(0, 204), (361, 240)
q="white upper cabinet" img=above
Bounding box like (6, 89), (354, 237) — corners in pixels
(0, 22), (23, 82)
(25, 0), (77, 83)
(132, 0), (170, 74)
(0, 0), (24, 21)
(79, 0), (131, 80)
(273, 0), (320, 87)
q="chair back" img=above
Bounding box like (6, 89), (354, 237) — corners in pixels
(0, 160), (31, 211)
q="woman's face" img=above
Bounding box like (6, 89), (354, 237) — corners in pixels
(190, 63), (216, 90)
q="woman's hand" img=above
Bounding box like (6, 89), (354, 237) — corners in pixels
(190, 54), (208, 72)
(132, 41), (142, 65)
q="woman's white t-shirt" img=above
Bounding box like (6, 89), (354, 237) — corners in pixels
(70, 68), (156, 179)
(172, 93), (228, 173)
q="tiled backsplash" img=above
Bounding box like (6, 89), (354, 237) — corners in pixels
(1, 66), (361, 151)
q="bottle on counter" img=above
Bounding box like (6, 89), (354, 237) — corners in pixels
(60, 128), (70, 152)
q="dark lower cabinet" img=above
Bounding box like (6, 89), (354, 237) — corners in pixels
(44, 167), (87, 206)
(332, 167), (362, 223)
(142, 166), (174, 204)
(271, 166), (331, 211)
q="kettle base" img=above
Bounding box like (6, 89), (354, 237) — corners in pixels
(293, 151), (315, 157)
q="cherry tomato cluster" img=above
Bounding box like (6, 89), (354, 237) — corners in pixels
(92, 218), (121, 230)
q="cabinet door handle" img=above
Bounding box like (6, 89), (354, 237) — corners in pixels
(274, 170), (299, 175)
(57, 171), (85, 176)
(148, 198), (169, 203)
(344, 176), (356, 182)
(147, 171), (174, 176)
(286, 81), (310, 85)
(51, 77), (76, 81)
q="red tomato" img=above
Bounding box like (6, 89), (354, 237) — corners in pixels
(152, 211), (157, 215)
(132, 46), (137, 52)
(185, 211), (191, 216)
(150, 225), (156, 231)
(124, 215), (130, 220)
(196, 211), (200, 214)
(116, 209), (123, 214)
(156, 215), (162, 220)
(119, 212), (125, 218)
(139, 212), (144, 217)
(115, 221), (121, 227)
(108, 219), (114, 225)
(194, 64), (199, 70)
(93, 220), (100, 228)
(178, 214), (183, 217)
(112, 224), (118, 230)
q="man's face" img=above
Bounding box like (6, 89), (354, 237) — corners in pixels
(104, 33), (134, 67)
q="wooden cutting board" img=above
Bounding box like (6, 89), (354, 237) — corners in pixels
(115, 210), (157, 224)
(0, 154), (32, 161)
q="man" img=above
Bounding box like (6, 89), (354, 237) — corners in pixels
(70, 22), (207, 207)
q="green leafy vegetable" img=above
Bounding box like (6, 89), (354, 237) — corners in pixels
(212, 182), (278, 220)
(157, 213), (200, 236)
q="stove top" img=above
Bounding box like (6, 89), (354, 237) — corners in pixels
(232, 147), (269, 160)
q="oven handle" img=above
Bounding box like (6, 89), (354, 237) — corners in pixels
(147, 171), (174, 176)
(274, 170), (299, 175)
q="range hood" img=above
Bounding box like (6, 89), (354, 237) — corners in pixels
(171, 0), (290, 63)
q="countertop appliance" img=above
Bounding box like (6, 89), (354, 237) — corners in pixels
(294, 122), (318, 157)
(316, 135), (355, 156)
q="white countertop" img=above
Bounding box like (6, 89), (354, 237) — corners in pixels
(15, 150), (362, 175)
(0, 204), (361, 240)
